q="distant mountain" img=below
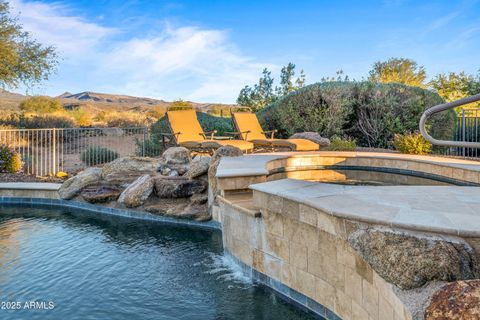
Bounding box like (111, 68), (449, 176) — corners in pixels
(0, 89), (238, 114)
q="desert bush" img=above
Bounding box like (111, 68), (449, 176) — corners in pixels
(103, 111), (150, 128)
(258, 81), (454, 149)
(20, 96), (63, 114)
(0, 145), (22, 173)
(393, 132), (432, 155)
(135, 137), (163, 157)
(80, 146), (119, 166)
(68, 108), (93, 127)
(325, 137), (357, 151)
(21, 114), (75, 129)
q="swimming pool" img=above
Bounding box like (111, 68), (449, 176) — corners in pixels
(0, 205), (314, 320)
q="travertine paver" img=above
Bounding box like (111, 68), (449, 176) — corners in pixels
(0, 182), (61, 190)
(216, 151), (480, 178)
(250, 179), (480, 237)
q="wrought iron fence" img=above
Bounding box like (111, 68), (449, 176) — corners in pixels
(0, 127), (160, 176)
(449, 109), (480, 158)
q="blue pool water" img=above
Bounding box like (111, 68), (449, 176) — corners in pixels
(0, 205), (314, 320)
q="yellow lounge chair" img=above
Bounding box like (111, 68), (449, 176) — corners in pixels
(162, 109), (254, 154)
(231, 112), (319, 151)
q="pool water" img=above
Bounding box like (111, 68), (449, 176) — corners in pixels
(0, 206), (314, 320)
(270, 169), (456, 186)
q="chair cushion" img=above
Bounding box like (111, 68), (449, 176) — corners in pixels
(167, 110), (205, 143)
(179, 141), (202, 149)
(232, 112), (267, 141)
(201, 139), (254, 152)
(249, 138), (319, 151)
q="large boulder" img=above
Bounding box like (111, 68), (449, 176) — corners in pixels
(144, 199), (209, 221)
(81, 185), (121, 203)
(58, 167), (102, 199)
(158, 147), (191, 175)
(101, 156), (158, 184)
(289, 132), (331, 147)
(118, 174), (154, 208)
(348, 227), (479, 290)
(153, 176), (207, 198)
(185, 157), (211, 179)
(425, 280), (480, 320)
(208, 146), (243, 209)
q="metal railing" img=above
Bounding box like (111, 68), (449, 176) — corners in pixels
(0, 127), (159, 176)
(420, 93), (480, 149)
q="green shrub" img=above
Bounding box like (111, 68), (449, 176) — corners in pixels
(393, 132), (432, 155)
(20, 114), (75, 129)
(135, 137), (163, 157)
(80, 146), (119, 166)
(258, 81), (454, 149)
(19, 96), (63, 114)
(325, 137), (357, 151)
(0, 145), (22, 173)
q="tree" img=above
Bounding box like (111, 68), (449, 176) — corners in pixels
(237, 68), (276, 112)
(368, 58), (427, 88)
(168, 99), (193, 111)
(430, 71), (480, 110)
(430, 72), (473, 101)
(19, 96), (63, 113)
(0, 1), (57, 89)
(237, 63), (306, 112)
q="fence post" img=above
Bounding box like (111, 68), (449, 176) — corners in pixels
(52, 128), (56, 175)
(462, 109), (466, 157)
(143, 127), (147, 157)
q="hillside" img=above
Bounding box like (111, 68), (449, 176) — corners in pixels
(0, 90), (239, 115)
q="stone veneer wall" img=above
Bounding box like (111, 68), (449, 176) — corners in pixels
(219, 192), (413, 320)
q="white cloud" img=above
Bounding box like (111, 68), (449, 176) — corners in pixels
(9, 0), (114, 57)
(9, 1), (272, 103)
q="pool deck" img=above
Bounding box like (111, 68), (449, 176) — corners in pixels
(251, 178), (480, 237)
(217, 151), (480, 238)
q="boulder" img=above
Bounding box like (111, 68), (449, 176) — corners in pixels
(186, 157), (211, 179)
(161, 146), (191, 165)
(348, 227), (479, 290)
(58, 167), (102, 199)
(101, 156), (158, 184)
(153, 176), (207, 198)
(158, 147), (191, 175)
(190, 192), (208, 205)
(144, 199), (210, 221)
(425, 280), (480, 320)
(118, 174), (154, 208)
(208, 146), (243, 209)
(289, 132), (331, 147)
(81, 185), (121, 203)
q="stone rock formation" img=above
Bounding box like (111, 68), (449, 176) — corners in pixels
(348, 227), (479, 290)
(154, 176), (207, 198)
(425, 280), (480, 320)
(58, 167), (102, 199)
(102, 156), (158, 184)
(186, 157), (211, 179)
(289, 132), (331, 147)
(207, 145), (243, 209)
(81, 185), (121, 203)
(118, 174), (154, 208)
(144, 198), (209, 221)
(158, 146), (191, 175)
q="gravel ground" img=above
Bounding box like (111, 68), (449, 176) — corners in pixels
(0, 173), (65, 183)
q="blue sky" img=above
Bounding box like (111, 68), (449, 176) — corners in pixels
(9, 0), (480, 103)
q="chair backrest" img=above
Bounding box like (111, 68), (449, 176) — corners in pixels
(232, 112), (267, 140)
(166, 109), (205, 143)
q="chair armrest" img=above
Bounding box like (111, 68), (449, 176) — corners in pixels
(262, 129), (278, 139)
(226, 130), (251, 140)
(201, 130), (217, 140)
